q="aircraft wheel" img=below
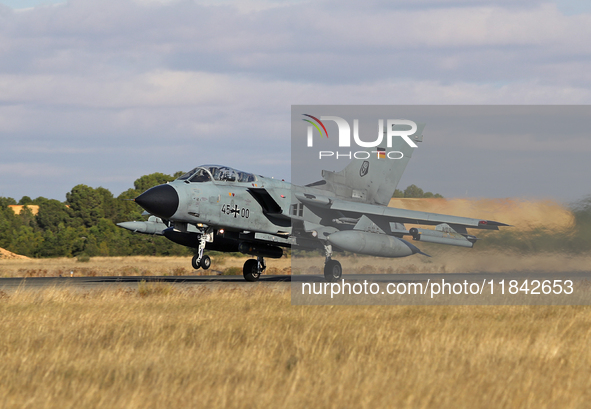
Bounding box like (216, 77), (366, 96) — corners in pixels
(243, 259), (261, 282)
(324, 259), (342, 282)
(191, 255), (201, 270)
(200, 255), (211, 270)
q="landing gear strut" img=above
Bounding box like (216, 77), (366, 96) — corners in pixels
(191, 232), (211, 270)
(243, 256), (266, 282)
(323, 244), (342, 282)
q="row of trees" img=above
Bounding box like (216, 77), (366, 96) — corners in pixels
(0, 172), (191, 258)
(1, 176), (444, 258)
(3, 175), (591, 257)
(392, 184), (443, 199)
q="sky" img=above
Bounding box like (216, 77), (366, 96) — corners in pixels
(0, 0), (590, 203)
(291, 105), (591, 200)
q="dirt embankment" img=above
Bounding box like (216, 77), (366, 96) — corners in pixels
(0, 248), (29, 260)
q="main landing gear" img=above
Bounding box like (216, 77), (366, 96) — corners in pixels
(243, 256), (266, 282)
(323, 244), (342, 282)
(192, 254), (211, 270)
(191, 232), (211, 270)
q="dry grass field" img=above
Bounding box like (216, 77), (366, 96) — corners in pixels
(0, 255), (292, 278)
(2, 250), (591, 278)
(0, 245), (591, 278)
(0, 287), (590, 409)
(2, 251), (591, 279)
(0, 197), (589, 408)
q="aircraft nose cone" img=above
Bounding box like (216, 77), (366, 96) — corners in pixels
(135, 184), (179, 219)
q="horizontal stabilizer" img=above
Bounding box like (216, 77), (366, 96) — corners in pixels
(329, 198), (509, 230)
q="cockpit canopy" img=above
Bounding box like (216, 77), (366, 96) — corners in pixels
(176, 165), (257, 183)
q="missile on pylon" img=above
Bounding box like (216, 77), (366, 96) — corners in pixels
(409, 227), (475, 248)
(117, 216), (168, 235)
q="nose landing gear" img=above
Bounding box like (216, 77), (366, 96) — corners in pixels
(191, 232), (211, 270)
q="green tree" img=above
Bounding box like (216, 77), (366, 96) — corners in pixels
(57, 225), (87, 256)
(8, 226), (43, 257)
(39, 230), (62, 258)
(18, 196), (34, 205)
(133, 173), (177, 194)
(404, 184), (424, 198)
(0, 171), (194, 257)
(36, 199), (73, 232)
(0, 198), (19, 249)
(393, 185), (444, 198)
(96, 187), (118, 221)
(116, 188), (145, 222)
(423, 192), (444, 198)
(32, 196), (50, 206)
(0, 197), (17, 207)
(17, 206), (37, 230)
(66, 185), (105, 227)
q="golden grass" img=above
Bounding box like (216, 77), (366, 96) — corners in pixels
(7, 204), (40, 216)
(2, 250), (591, 278)
(0, 287), (590, 408)
(0, 256), (292, 278)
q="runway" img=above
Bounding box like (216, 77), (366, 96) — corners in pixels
(1, 271), (590, 291)
(0, 274), (291, 291)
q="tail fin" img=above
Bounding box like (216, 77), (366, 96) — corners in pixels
(319, 123), (424, 206)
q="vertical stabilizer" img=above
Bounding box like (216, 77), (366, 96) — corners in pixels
(319, 123), (424, 206)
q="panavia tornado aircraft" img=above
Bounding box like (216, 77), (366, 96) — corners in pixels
(118, 125), (508, 282)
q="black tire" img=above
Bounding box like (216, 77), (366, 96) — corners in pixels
(243, 259), (261, 282)
(324, 259), (342, 282)
(200, 255), (211, 270)
(191, 255), (201, 270)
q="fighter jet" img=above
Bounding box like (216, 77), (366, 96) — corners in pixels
(118, 126), (508, 282)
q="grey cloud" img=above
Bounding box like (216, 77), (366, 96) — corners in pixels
(0, 0), (590, 201)
(2, 1), (590, 84)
